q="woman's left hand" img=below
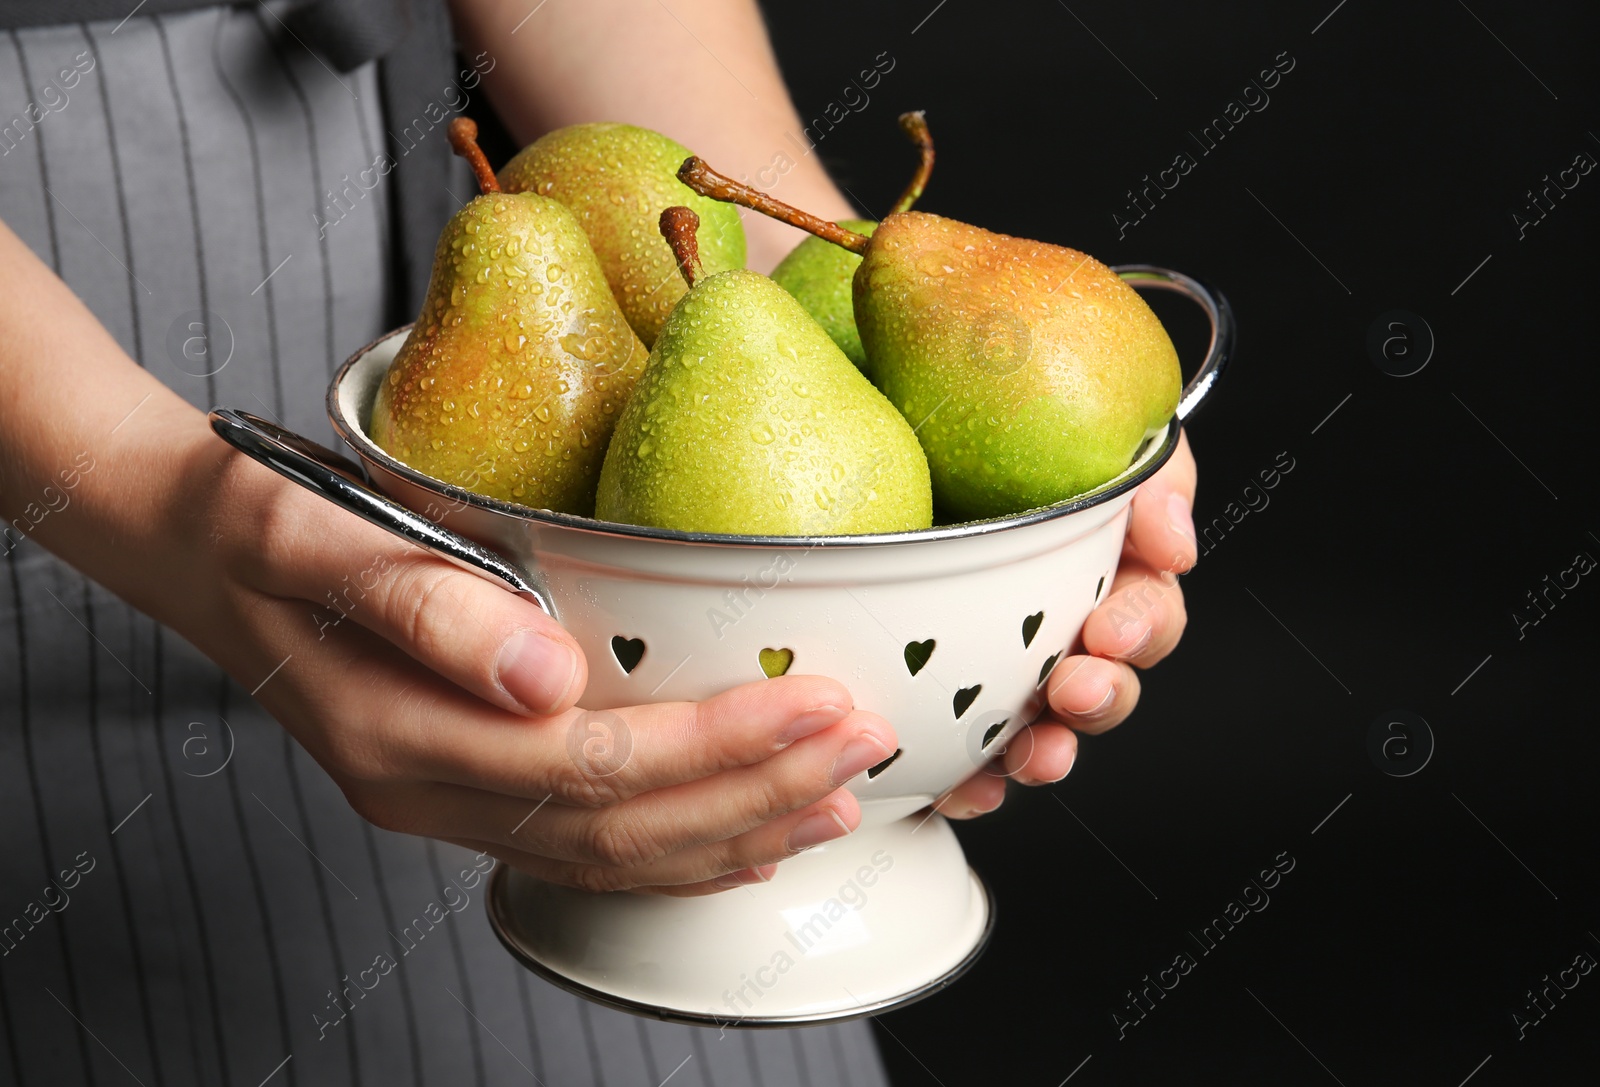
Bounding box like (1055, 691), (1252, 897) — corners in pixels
(935, 429), (1198, 817)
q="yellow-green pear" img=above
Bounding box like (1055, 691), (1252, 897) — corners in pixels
(370, 119), (648, 514)
(498, 123), (746, 347)
(595, 208), (931, 535)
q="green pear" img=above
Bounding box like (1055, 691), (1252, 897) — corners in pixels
(770, 221), (876, 370)
(677, 126), (1180, 522)
(594, 208), (931, 535)
(767, 114), (933, 373)
(498, 123), (745, 347)
(370, 119), (649, 514)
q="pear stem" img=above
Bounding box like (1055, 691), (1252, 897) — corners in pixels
(888, 110), (934, 215)
(659, 206), (703, 288)
(448, 117), (501, 195)
(677, 157), (871, 255)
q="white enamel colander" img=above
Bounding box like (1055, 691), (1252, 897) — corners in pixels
(209, 265), (1231, 1026)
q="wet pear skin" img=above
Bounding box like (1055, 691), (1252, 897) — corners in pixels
(369, 192), (649, 515)
(498, 124), (746, 347)
(855, 212), (1181, 521)
(595, 269), (932, 535)
(770, 219), (877, 371)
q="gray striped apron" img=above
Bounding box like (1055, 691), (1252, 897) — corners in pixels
(0, 3), (891, 1084)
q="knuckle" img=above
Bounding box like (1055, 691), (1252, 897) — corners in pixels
(314, 689), (409, 784)
(747, 775), (792, 826)
(550, 760), (625, 808)
(389, 565), (474, 664)
(587, 812), (668, 869)
(571, 863), (635, 895)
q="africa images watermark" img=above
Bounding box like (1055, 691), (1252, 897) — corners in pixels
(311, 551), (400, 640)
(1510, 945), (1595, 1041)
(1112, 850), (1296, 1040)
(739, 50), (896, 193)
(310, 851), (495, 1040)
(1511, 541), (1593, 641)
(1, 851), (97, 958)
(312, 50), (497, 239)
(1510, 147), (1594, 241)
(712, 848), (895, 1032)
(1113, 50), (1297, 240)
(1198, 450), (1296, 557)
(2, 451), (97, 557)
(0, 50), (96, 157)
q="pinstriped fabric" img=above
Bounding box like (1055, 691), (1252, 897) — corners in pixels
(0, 6), (893, 1086)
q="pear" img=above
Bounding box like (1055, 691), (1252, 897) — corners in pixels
(498, 123), (746, 347)
(769, 113), (934, 373)
(678, 134), (1181, 522)
(594, 208), (931, 535)
(370, 119), (649, 514)
(769, 220), (876, 370)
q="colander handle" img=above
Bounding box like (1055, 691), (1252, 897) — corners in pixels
(207, 408), (559, 620)
(1114, 265), (1232, 422)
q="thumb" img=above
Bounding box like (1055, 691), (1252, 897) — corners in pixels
(350, 552), (586, 716)
(249, 472), (587, 717)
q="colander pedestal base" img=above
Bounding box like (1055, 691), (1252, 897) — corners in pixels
(486, 813), (994, 1026)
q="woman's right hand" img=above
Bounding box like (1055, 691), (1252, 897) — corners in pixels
(1, 220), (893, 898)
(174, 438), (898, 896)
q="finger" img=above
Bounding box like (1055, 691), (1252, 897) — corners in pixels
(1124, 429), (1198, 574)
(1000, 721), (1078, 784)
(449, 837), (779, 898)
(368, 668), (889, 807)
(524, 711), (891, 863)
(439, 786), (864, 894)
(1079, 559), (1187, 668)
(363, 711), (895, 866)
(1045, 655), (1142, 734)
(934, 771), (1007, 820)
(230, 460), (586, 718)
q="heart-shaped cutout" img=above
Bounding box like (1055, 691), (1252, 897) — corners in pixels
(759, 648), (794, 678)
(953, 684), (982, 719)
(1038, 651), (1061, 687)
(982, 719), (1010, 749)
(1021, 612), (1044, 647)
(611, 636), (645, 674)
(866, 748), (902, 778)
(904, 639), (935, 676)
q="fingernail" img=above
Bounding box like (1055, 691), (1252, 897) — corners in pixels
(1166, 492), (1195, 544)
(776, 704), (849, 747)
(829, 734), (891, 786)
(714, 866), (776, 889)
(787, 809), (851, 852)
(1074, 683), (1117, 720)
(497, 630), (578, 715)
(950, 793), (1005, 819)
(1112, 624), (1152, 661)
(1167, 493), (1197, 571)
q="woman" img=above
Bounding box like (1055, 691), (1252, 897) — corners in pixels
(0, 0), (1197, 1082)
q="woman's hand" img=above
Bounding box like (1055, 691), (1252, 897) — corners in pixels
(934, 430), (1198, 817)
(174, 445), (898, 896)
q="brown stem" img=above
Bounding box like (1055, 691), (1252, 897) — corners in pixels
(659, 206), (703, 288)
(889, 110), (934, 215)
(448, 117), (501, 194)
(677, 157), (871, 255)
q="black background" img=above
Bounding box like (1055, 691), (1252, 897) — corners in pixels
(757, 1), (1600, 1084)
